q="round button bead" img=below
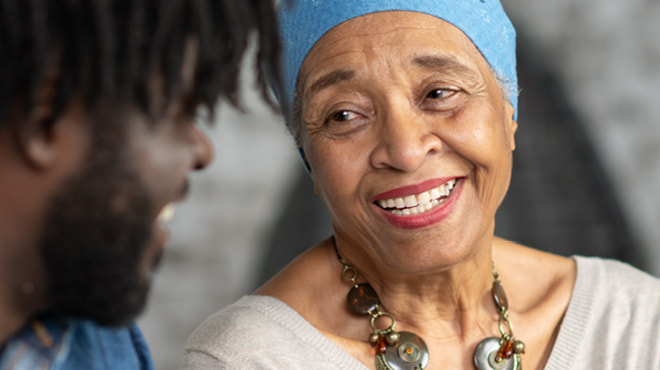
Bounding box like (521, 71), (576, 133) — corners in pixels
(473, 337), (517, 370)
(347, 283), (379, 315)
(383, 331), (429, 370)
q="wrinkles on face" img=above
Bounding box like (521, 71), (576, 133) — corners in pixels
(297, 12), (517, 275)
(300, 32), (492, 149)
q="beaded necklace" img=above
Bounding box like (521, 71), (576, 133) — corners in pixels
(335, 248), (525, 370)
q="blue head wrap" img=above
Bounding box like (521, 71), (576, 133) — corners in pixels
(277, 0), (518, 121)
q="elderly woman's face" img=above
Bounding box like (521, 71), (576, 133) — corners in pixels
(298, 11), (517, 271)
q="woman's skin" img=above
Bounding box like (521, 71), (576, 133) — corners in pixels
(257, 11), (576, 369)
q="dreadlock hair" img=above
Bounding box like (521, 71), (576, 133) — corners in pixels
(0, 0), (282, 129)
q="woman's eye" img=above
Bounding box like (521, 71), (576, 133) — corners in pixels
(421, 87), (464, 112)
(316, 108), (369, 138)
(328, 110), (357, 122)
(427, 88), (455, 99)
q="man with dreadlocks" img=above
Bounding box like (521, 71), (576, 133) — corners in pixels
(0, 0), (281, 368)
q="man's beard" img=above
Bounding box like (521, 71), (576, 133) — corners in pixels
(39, 124), (158, 327)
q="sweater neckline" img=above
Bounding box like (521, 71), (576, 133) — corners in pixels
(250, 256), (590, 370)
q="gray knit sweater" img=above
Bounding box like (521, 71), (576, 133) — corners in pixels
(181, 257), (660, 369)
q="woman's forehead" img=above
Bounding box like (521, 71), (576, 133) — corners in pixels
(278, 0), (518, 120)
(299, 12), (488, 96)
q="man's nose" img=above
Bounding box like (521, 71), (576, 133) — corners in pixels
(191, 125), (214, 170)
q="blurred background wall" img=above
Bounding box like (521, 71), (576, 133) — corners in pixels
(138, 1), (660, 368)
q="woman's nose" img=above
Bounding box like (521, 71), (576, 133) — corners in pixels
(191, 125), (214, 170)
(369, 106), (441, 171)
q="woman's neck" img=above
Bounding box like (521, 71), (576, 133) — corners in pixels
(332, 234), (500, 341)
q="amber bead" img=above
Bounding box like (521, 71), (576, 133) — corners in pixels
(347, 283), (379, 315)
(374, 336), (388, 355)
(496, 340), (513, 361)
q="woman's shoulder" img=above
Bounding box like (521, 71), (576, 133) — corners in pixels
(493, 238), (576, 306)
(181, 294), (365, 369)
(546, 257), (660, 368)
(563, 255), (660, 334)
(255, 238), (339, 313)
(184, 296), (297, 350)
(181, 295), (327, 368)
(574, 254), (657, 278)
(495, 239), (660, 311)
(572, 255), (660, 302)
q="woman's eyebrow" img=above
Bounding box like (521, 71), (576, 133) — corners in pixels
(300, 56), (479, 101)
(412, 55), (480, 79)
(302, 69), (356, 99)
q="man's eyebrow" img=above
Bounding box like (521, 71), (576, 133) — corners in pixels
(411, 55), (479, 78)
(302, 69), (356, 99)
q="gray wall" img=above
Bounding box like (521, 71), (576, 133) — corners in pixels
(503, 0), (660, 270)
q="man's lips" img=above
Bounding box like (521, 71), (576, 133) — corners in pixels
(156, 178), (190, 224)
(178, 179), (190, 199)
(157, 203), (175, 223)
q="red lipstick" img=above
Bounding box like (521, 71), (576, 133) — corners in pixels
(373, 177), (458, 201)
(374, 178), (463, 229)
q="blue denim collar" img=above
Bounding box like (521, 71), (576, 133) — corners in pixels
(0, 317), (154, 370)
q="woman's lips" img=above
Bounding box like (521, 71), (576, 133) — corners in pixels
(373, 177), (457, 200)
(374, 178), (457, 216)
(374, 178), (464, 229)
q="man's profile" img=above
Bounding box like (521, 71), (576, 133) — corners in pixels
(0, 1), (281, 368)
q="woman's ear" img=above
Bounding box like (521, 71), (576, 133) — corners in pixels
(504, 102), (518, 152)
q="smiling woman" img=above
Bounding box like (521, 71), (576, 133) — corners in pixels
(182, 1), (660, 369)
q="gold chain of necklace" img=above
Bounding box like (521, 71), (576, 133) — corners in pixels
(336, 247), (525, 370)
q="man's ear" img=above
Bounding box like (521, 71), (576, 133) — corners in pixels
(13, 66), (74, 170)
(16, 101), (59, 170)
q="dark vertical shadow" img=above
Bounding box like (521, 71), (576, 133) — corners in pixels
(254, 36), (643, 288)
(254, 170), (333, 286)
(496, 35), (640, 268)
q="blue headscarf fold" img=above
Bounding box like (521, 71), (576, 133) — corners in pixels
(277, 0), (518, 120)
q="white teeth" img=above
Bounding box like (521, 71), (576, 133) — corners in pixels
(157, 204), (175, 223)
(403, 195), (417, 208)
(446, 179), (456, 195)
(381, 179), (458, 216)
(417, 191), (431, 205)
